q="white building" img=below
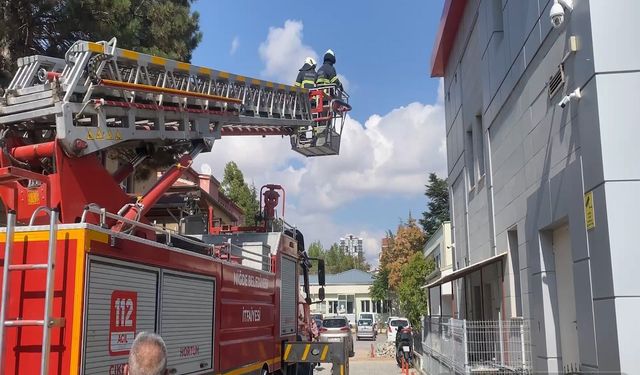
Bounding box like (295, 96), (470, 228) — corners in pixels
(427, 0), (640, 373)
(423, 222), (454, 317)
(304, 269), (390, 326)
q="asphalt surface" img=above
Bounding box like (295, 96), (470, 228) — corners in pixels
(314, 334), (420, 375)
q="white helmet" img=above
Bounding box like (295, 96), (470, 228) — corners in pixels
(325, 49), (335, 57)
(304, 57), (316, 66)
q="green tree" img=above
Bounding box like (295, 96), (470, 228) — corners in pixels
(370, 267), (390, 302)
(1, 0), (202, 87)
(307, 241), (325, 274)
(309, 242), (370, 275)
(387, 216), (427, 290)
(397, 252), (435, 329)
(420, 173), (450, 238)
(221, 161), (260, 226)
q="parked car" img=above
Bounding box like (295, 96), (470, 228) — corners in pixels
(387, 317), (410, 342)
(358, 313), (378, 331)
(319, 316), (355, 357)
(356, 318), (377, 341)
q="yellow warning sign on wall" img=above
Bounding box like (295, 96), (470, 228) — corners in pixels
(584, 191), (595, 230)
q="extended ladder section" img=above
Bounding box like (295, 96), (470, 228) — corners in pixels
(0, 208), (62, 375)
(0, 38), (349, 157)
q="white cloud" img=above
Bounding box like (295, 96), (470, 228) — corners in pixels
(258, 20), (318, 83)
(229, 36), (240, 56)
(195, 101), (445, 267)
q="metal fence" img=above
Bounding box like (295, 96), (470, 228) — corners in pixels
(422, 316), (531, 374)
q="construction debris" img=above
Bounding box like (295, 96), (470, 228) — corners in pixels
(376, 342), (396, 358)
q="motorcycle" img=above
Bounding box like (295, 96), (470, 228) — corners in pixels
(395, 327), (414, 368)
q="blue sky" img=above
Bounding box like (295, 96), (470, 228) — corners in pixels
(191, 1), (447, 265)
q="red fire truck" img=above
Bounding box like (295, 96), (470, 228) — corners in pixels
(0, 38), (351, 374)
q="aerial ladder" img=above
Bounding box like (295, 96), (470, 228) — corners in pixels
(0, 37), (351, 226)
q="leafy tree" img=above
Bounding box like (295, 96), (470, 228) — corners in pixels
(370, 267), (390, 302)
(221, 161), (260, 226)
(397, 252), (435, 329)
(307, 240), (324, 274)
(420, 173), (450, 238)
(306, 241), (370, 274)
(387, 216), (427, 290)
(378, 230), (395, 272)
(0, 0), (202, 87)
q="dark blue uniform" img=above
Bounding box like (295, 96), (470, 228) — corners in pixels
(316, 52), (342, 89)
(295, 63), (317, 88)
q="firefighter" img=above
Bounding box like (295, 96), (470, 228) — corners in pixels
(316, 49), (342, 90)
(295, 57), (318, 89)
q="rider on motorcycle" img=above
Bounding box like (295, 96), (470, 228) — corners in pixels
(395, 323), (413, 367)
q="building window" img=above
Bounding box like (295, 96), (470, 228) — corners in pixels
(361, 300), (371, 313)
(466, 115), (486, 190)
(337, 295), (355, 314)
(328, 300), (338, 314)
(466, 128), (475, 185)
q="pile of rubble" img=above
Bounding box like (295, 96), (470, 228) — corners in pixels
(375, 342), (396, 358)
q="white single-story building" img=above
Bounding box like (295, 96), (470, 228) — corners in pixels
(302, 269), (391, 326)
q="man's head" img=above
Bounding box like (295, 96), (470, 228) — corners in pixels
(125, 332), (168, 375)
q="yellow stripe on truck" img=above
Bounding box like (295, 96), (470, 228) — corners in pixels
(120, 49), (139, 61)
(87, 42), (104, 53)
(283, 344), (292, 361)
(321, 344), (329, 361)
(301, 344), (311, 360)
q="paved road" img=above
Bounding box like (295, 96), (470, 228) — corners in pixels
(314, 334), (420, 375)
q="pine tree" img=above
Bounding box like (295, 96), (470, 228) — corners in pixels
(1, 0), (202, 87)
(420, 173), (450, 238)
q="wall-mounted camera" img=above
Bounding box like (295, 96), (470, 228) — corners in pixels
(550, 0), (574, 29)
(558, 88), (581, 108)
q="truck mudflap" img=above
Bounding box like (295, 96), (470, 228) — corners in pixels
(283, 340), (349, 375)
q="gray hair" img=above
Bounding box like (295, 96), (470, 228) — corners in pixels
(128, 332), (168, 375)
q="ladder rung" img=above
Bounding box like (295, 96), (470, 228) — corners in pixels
(5, 319), (44, 327)
(8, 264), (48, 271)
(4, 317), (65, 327)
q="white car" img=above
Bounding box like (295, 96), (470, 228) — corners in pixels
(386, 317), (410, 342)
(358, 313), (378, 331)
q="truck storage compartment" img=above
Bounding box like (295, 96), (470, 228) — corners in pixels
(83, 258), (159, 375)
(160, 272), (215, 374)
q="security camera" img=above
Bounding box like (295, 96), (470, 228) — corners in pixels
(558, 87), (581, 108)
(550, 0), (574, 29)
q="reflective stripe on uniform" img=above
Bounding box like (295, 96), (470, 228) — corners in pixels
(301, 79), (315, 88)
(330, 76), (339, 83)
(316, 78), (331, 84)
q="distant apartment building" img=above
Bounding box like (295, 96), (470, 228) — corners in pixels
(426, 0), (640, 373)
(339, 234), (363, 259)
